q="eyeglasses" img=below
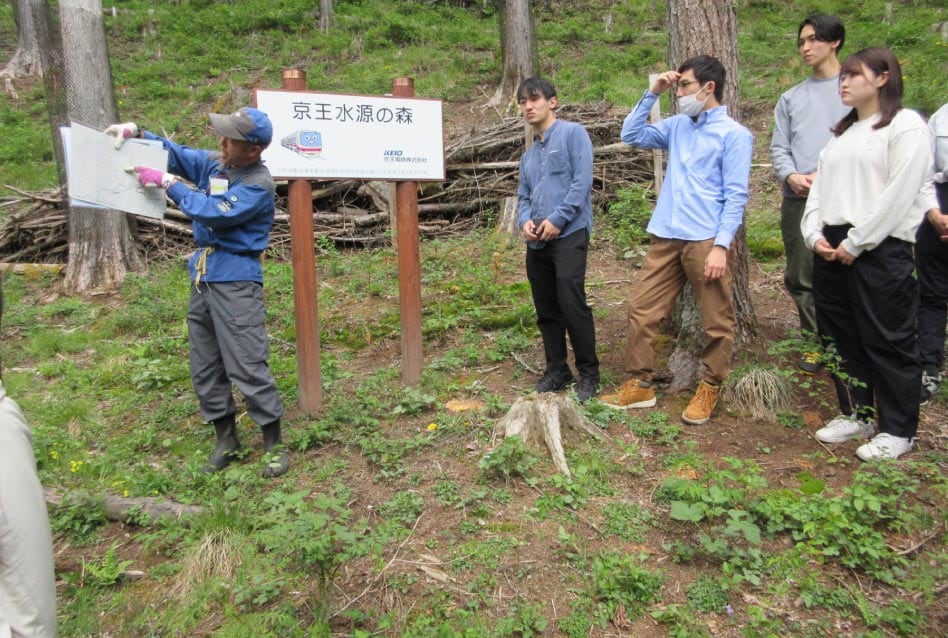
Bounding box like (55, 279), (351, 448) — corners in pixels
(676, 79), (700, 91)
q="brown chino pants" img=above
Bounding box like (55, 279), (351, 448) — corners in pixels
(622, 237), (735, 385)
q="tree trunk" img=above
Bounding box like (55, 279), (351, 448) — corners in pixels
(665, 0), (755, 391)
(490, 0), (535, 114)
(318, 0), (334, 33)
(29, 0), (68, 190)
(1, 0), (43, 86)
(59, 0), (142, 292)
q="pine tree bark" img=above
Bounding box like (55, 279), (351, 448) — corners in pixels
(490, 0), (535, 114)
(59, 0), (142, 292)
(664, 0), (756, 391)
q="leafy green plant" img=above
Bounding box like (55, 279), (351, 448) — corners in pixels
(50, 493), (108, 546)
(77, 544), (133, 590)
(590, 552), (664, 624)
(685, 574), (729, 613)
(479, 435), (538, 481)
(378, 490), (424, 525)
(627, 410), (680, 445)
(651, 604), (713, 638)
(494, 598), (549, 637)
(232, 572), (284, 609)
(603, 185), (654, 261)
(392, 387), (437, 416)
(600, 500), (653, 541)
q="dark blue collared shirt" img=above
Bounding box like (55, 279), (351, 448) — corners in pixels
(517, 119), (594, 249)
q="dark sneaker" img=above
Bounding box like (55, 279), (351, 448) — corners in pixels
(534, 369), (575, 393)
(576, 376), (599, 403)
(795, 352), (821, 375)
(921, 369), (940, 405)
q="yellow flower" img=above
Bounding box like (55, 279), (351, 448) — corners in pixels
(50, 450), (59, 460)
(69, 460), (83, 473)
(427, 423), (438, 431)
(123, 490), (129, 497)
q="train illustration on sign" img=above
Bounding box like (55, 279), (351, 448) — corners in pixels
(281, 130), (323, 159)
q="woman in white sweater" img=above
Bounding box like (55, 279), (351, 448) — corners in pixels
(801, 47), (933, 460)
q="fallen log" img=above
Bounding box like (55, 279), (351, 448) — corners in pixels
(44, 487), (203, 525)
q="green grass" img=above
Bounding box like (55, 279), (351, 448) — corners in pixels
(1, 227), (945, 635)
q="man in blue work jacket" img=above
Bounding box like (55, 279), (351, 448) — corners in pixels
(107, 107), (287, 478)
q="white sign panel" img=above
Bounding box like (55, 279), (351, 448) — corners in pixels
(65, 122), (169, 219)
(255, 89), (445, 181)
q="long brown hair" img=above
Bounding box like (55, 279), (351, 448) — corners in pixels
(832, 47), (903, 136)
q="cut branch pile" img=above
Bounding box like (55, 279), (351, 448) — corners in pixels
(0, 102), (652, 263)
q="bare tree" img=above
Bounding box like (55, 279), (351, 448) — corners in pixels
(319, 0), (334, 33)
(28, 0), (67, 190)
(664, 0), (756, 389)
(2, 0), (43, 96)
(60, 0), (142, 292)
(490, 0), (535, 114)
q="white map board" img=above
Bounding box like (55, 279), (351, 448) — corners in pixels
(255, 89), (445, 181)
(65, 122), (169, 219)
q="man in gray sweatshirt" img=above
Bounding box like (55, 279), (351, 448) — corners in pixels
(770, 13), (849, 373)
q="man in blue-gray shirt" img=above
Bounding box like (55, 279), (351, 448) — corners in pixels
(600, 56), (752, 425)
(771, 14), (848, 374)
(517, 78), (599, 402)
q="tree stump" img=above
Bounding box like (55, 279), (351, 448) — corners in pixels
(491, 394), (606, 477)
(495, 195), (520, 239)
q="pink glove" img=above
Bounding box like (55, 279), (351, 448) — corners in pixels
(104, 122), (140, 149)
(134, 166), (176, 189)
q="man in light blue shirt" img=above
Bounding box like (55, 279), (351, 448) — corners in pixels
(517, 78), (599, 402)
(600, 55), (753, 425)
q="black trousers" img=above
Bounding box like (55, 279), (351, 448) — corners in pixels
(915, 182), (948, 372)
(526, 229), (599, 380)
(813, 225), (919, 439)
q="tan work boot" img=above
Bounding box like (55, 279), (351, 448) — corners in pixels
(682, 381), (720, 425)
(599, 379), (657, 409)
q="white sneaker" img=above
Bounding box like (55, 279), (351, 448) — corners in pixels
(920, 370), (940, 405)
(856, 433), (914, 461)
(815, 414), (874, 443)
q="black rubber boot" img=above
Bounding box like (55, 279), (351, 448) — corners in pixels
(201, 414), (241, 474)
(261, 419), (289, 478)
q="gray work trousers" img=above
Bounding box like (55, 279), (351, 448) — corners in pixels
(187, 281), (283, 426)
(0, 383), (57, 638)
(781, 196), (817, 336)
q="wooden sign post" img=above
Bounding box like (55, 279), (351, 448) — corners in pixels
(392, 77), (423, 385)
(282, 68), (322, 412)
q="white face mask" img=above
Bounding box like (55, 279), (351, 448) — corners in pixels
(677, 83), (711, 117)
